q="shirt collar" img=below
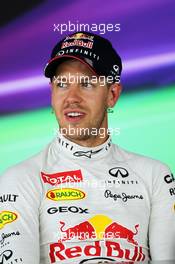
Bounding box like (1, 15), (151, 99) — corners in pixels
(53, 131), (112, 159)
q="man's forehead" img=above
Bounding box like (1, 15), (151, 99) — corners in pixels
(54, 59), (97, 77)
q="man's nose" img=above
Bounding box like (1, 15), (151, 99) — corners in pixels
(65, 84), (82, 104)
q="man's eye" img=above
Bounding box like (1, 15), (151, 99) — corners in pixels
(56, 82), (67, 88)
(81, 82), (93, 88)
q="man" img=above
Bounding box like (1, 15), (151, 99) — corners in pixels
(0, 31), (174, 264)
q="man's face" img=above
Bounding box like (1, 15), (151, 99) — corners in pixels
(51, 59), (114, 141)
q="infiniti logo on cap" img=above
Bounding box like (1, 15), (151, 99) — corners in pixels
(109, 167), (129, 178)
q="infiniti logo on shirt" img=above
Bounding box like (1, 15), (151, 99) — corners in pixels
(109, 167), (129, 178)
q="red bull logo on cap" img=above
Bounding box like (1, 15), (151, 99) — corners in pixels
(64, 33), (94, 41)
(49, 215), (146, 263)
(61, 40), (93, 49)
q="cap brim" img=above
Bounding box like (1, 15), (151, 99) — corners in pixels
(44, 55), (98, 78)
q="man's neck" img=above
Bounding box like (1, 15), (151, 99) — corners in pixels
(61, 133), (109, 148)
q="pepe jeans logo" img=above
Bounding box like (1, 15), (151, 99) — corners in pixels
(109, 167), (129, 178)
(0, 231), (20, 247)
(104, 190), (144, 203)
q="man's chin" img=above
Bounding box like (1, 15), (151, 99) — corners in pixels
(59, 126), (93, 141)
(66, 133), (91, 142)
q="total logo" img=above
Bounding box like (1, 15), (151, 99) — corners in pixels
(47, 206), (89, 214)
(46, 188), (86, 201)
(107, 167), (138, 185)
(49, 215), (145, 263)
(0, 211), (18, 230)
(41, 169), (83, 186)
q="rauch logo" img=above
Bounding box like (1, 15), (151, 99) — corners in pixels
(0, 211), (18, 230)
(46, 188), (86, 201)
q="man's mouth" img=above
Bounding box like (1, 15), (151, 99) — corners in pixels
(64, 111), (86, 122)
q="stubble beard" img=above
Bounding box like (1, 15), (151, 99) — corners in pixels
(59, 106), (108, 142)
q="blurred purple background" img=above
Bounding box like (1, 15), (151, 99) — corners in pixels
(0, 0), (175, 113)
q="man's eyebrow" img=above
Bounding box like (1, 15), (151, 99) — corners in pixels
(53, 75), (68, 80)
(54, 74), (67, 78)
(79, 77), (93, 81)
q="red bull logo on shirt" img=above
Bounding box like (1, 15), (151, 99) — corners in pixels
(0, 211), (18, 229)
(41, 169), (83, 186)
(46, 188), (86, 201)
(49, 215), (146, 262)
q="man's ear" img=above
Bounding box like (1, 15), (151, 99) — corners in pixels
(107, 83), (122, 107)
(50, 79), (55, 109)
(49, 77), (54, 89)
